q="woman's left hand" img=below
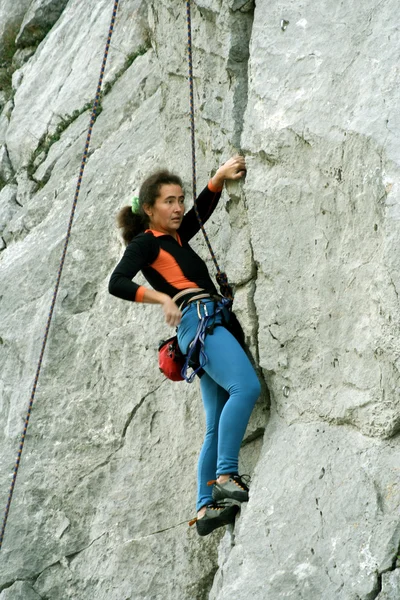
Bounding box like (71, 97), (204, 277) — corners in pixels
(211, 155), (246, 189)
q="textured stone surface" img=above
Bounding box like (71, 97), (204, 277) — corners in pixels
(209, 416), (400, 599)
(0, 183), (18, 234)
(0, 581), (42, 600)
(6, 0), (151, 171)
(0, 0), (399, 599)
(0, 144), (13, 182)
(242, 0), (400, 440)
(16, 0), (70, 47)
(377, 570), (400, 599)
(0, 0), (31, 57)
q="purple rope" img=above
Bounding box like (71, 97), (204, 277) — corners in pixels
(185, 0), (233, 299)
(0, 0), (120, 551)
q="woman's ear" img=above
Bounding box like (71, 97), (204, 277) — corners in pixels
(143, 204), (152, 218)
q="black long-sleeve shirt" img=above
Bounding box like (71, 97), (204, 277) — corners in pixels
(108, 181), (222, 302)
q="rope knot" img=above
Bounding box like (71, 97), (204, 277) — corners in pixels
(216, 272), (233, 300)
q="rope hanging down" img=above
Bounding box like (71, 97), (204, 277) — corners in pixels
(185, 0), (233, 300)
(0, 0), (120, 551)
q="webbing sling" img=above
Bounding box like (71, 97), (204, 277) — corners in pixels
(0, 0), (120, 551)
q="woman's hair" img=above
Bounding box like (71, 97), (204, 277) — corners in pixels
(117, 170), (183, 245)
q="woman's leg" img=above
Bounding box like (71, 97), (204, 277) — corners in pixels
(201, 326), (261, 476)
(177, 302), (260, 509)
(196, 374), (229, 511)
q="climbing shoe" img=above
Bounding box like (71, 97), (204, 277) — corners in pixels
(209, 474), (250, 504)
(189, 500), (239, 536)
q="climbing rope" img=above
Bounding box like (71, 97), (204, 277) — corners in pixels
(0, 0), (120, 551)
(185, 0), (233, 300)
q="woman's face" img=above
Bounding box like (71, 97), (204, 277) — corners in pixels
(145, 184), (185, 236)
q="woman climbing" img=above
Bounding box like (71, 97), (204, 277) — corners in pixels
(108, 156), (261, 536)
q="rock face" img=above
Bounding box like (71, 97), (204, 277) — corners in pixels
(0, 1), (399, 599)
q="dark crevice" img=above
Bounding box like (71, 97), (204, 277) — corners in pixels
(268, 327), (279, 342)
(0, 22), (21, 100)
(0, 144), (15, 183)
(372, 573), (382, 599)
(0, 580), (16, 593)
(186, 565), (219, 600)
(368, 538), (400, 599)
(227, 1), (255, 149)
(244, 220), (271, 410)
(232, 273), (255, 288)
(16, 2), (69, 49)
(242, 426), (265, 445)
(248, 259), (259, 354)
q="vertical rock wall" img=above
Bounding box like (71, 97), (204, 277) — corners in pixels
(0, 1), (399, 599)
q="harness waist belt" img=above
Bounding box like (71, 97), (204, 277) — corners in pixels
(171, 288), (221, 311)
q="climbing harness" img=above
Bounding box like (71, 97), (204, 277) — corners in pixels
(0, 0), (120, 551)
(181, 298), (232, 383)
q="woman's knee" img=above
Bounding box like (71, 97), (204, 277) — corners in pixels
(231, 372), (261, 405)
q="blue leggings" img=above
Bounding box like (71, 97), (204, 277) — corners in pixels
(177, 300), (261, 511)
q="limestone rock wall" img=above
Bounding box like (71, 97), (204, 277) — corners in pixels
(0, 1), (399, 599)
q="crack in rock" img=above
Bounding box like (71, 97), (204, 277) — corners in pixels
(28, 532), (109, 586)
(0, 580), (15, 594)
(63, 385), (165, 495)
(0, 580), (45, 599)
(64, 531), (107, 564)
(71, 450), (123, 491)
(121, 383), (164, 439)
(228, 1), (255, 149)
(121, 519), (194, 544)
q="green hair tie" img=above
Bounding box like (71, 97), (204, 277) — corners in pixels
(131, 196), (140, 214)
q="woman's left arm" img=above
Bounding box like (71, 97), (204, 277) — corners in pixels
(179, 155), (246, 241)
(210, 155), (246, 190)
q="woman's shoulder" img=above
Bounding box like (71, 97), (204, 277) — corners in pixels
(128, 230), (157, 246)
(126, 230), (159, 258)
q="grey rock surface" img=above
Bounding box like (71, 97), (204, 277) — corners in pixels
(0, 0), (31, 57)
(16, 0), (70, 47)
(209, 416), (400, 599)
(0, 0), (399, 599)
(0, 183), (18, 234)
(0, 581), (42, 600)
(0, 145), (13, 182)
(377, 570), (400, 599)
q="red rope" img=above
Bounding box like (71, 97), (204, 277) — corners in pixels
(0, 0), (120, 551)
(185, 0), (233, 300)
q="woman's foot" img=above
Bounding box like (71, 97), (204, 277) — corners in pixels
(189, 501), (239, 536)
(210, 474), (250, 503)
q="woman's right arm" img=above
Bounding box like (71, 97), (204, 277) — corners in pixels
(139, 289), (182, 327)
(108, 236), (182, 327)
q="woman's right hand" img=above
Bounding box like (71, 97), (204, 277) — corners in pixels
(162, 296), (182, 327)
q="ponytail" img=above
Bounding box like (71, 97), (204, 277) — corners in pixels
(116, 206), (146, 245)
